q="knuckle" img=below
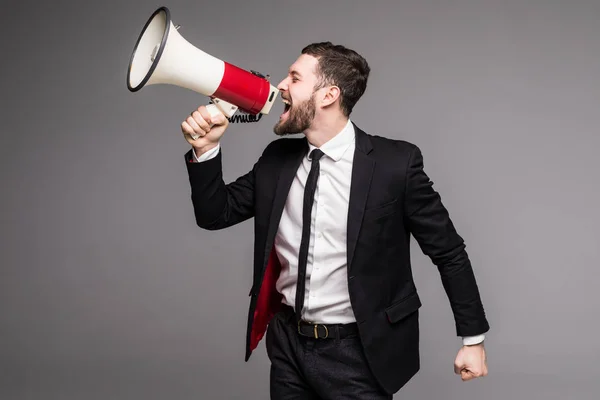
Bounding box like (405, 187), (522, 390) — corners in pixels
(200, 112), (211, 123)
(194, 115), (207, 126)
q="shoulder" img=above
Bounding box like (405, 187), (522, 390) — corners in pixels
(261, 136), (306, 158)
(371, 135), (418, 152)
(356, 125), (421, 160)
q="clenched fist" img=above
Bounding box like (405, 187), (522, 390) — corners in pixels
(454, 342), (488, 381)
(181, 105), (229, 157)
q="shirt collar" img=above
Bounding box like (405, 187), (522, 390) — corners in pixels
(307, 120), (355, 162)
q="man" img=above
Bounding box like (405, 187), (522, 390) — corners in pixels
(181, 42), (489, 399)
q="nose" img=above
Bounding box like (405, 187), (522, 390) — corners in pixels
(277, 77), (288, 92)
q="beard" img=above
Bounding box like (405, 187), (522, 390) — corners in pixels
(273, 93), (316, 136)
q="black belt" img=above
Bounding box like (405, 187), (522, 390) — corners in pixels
(281, 305), (359, 339)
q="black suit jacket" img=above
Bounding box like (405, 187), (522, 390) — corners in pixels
(185, 124), (489, 394)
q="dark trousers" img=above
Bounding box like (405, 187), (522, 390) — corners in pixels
(265, 307), (392, 400)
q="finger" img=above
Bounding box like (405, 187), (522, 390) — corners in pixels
(454, 363), (462, 375)
(461, 369), (475, 381)
(191, 110), (211, 132)
(466, 367), (485, 379)
(186, 116), (205, 138)
(187, 115), (206, 135)
(197, 106), (213, 126)
(181, 121), (199, 140)
(185, 116), (200, 133)
(181, 121), (194, 135)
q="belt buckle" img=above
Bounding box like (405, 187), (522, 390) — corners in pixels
(298, 320), (329, 339)
(315, 324), (329, 339)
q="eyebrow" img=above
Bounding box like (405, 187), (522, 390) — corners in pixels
(289, 70), (302, 78)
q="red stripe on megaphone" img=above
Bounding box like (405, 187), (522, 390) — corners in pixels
(213, 63), (271, 115)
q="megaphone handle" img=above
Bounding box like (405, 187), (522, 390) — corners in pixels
(205, 103), (224, 121)
(190, 99), (238, 140)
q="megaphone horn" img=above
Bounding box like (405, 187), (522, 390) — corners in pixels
(127, 6), (278, 120)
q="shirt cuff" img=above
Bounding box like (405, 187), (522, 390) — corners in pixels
(193, 144), (220, 162)
(462, 334), (485, 346)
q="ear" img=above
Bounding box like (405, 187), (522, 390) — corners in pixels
(320, 85), (341, 108)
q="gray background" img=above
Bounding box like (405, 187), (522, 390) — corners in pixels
(1, 0), (599, 399)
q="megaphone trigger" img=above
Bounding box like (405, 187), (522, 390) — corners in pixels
(210, 98), (239, 118)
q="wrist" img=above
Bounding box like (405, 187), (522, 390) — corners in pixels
(462, 334), (485, 346)
(193, 143), (219, 157)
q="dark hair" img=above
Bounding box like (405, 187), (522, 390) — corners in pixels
(301, 42), (370, 117)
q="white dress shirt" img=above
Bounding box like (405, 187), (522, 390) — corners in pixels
(275, 119), (356, 324)
(192, 121), (484, 345)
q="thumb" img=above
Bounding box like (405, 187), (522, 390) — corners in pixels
(461, 368), (476, 381)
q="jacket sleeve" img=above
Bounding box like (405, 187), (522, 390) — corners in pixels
(185, 147), (260, 230)
(404, 144), (490, 337)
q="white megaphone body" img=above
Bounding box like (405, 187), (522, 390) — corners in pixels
(127, 6), (278, 138)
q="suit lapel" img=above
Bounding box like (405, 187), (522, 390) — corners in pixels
(347, 125), (374, 272)
(262, 138), (308, 268)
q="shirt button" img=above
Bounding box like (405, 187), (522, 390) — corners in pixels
(317, 232), (323, 238)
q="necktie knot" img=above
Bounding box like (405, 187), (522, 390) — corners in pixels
(310, 149), (325, 163)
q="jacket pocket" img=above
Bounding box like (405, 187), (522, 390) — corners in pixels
(385, 292), (422, 323)
(363, 198), (398, 221)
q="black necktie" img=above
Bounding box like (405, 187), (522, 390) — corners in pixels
(295, 148), (325, 321)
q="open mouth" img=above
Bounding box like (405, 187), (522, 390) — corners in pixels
(281, 99), (291, 118)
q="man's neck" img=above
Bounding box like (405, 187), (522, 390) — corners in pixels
(304, 114), (349, 148)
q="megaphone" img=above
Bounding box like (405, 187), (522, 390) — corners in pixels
(127, 6), (278, 138)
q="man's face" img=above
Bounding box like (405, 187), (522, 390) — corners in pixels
(273, 54), (321, 136)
